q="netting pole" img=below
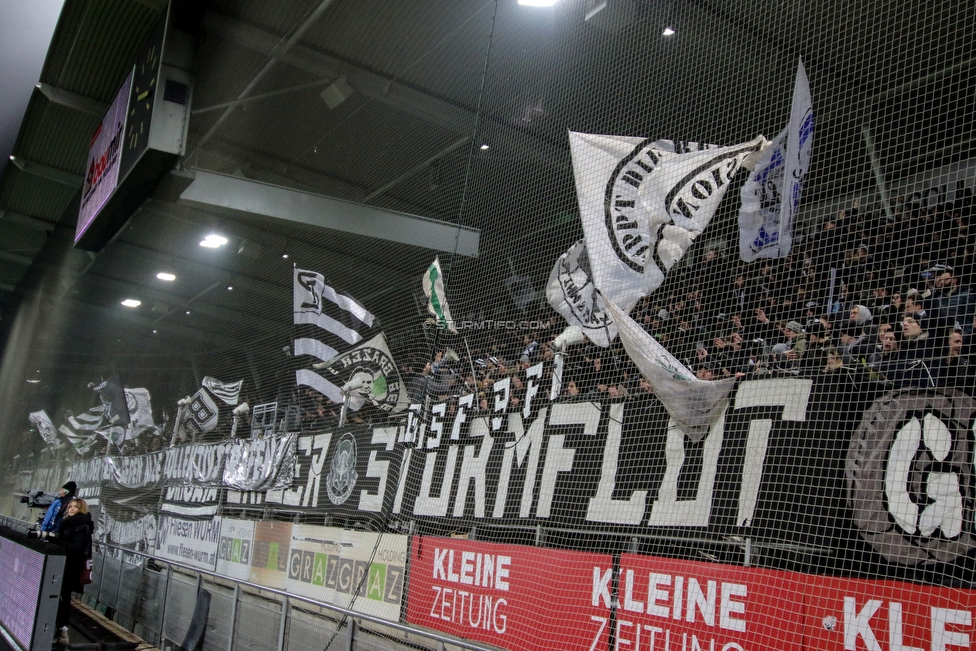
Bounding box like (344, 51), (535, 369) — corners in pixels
(227, 583), (239, 651)
(339, 392), (351, 428)
(276, 596), (289, 651)
(115, 554), (124, 612)
(344, 617), (357, 651)
(550, 351), (564, 400)
(95, 548), (104, 606)
(744, 538), (752, 567)
(157, 564), (172, 648)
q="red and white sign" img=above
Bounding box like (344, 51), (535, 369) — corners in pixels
(615, 554), (806, 651)
(804, 575), (976, 651)
(407, 536), (612, 651)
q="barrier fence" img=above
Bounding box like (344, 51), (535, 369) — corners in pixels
(0, 515), (501, 651)
(3, 508), (976, 651)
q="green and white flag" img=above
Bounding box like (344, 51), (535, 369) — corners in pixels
(422, 256), (457, 333)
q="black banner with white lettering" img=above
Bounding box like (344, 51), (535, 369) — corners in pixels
(46, 363), (976, 578)
(264, 424), (403, 528)
(393, 376), (876, 549)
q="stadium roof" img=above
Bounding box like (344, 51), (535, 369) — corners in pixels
(0, 0), (972, 379)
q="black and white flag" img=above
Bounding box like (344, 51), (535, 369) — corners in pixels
(59, 386), (155, 451)
(28, 410), (62, 450)
(569, 132), (765, 314)
(173, 387), (221, 443)
(201, 376), (243, 406)
(90, 373), (131, 429)
(60, 404), (108, 454)
(293, 268), (377, 404)
(739, 59), (814, 261)
(59, 409), (101, 455)
(312, 332), (409, 413)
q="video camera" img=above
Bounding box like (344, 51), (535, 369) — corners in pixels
(18, 490), (55, 538)
(19, 490), (54, 509)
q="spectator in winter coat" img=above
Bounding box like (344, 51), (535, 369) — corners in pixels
(899, 316), (934, 362)
(934, 330), (975, 390)
(837, 322), (867, 367)
(55, 498), (94, 645)
(850, 304), (873, 328)
(868, 330), (900, 373)
(771, 321), (807, 361)
(932, 267), (976, 333)
(40, 481), (76, 538)
(799, 322), (830, 373)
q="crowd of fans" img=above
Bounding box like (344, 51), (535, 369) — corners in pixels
(380, 191), (976, 423)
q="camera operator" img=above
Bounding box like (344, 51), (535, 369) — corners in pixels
(39, 481), (76, 539)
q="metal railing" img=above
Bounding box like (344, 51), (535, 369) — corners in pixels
(0, 515), (499, 651)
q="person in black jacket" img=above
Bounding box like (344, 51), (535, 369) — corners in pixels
(55, 498), (94, 645)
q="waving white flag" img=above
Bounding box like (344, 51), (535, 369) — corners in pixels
(570, 132), (764, 314)
(603, 296), (735, 442)
(546, 239), (616, 347)
(739, 59), (814, 261)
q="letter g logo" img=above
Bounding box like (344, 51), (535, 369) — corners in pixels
(848, 389), (976, 565)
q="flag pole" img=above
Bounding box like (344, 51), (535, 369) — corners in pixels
(169, 405), (182, 447)
(339, 393), (350, 428)
(462, 337), (479, 397)
(170, 396), (191, 447)
(550, 349), (564, 400)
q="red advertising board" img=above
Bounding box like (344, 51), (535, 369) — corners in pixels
(616, 553), (806, 651)
(804, 575), (976, 651)
(407, 536), (613, 651)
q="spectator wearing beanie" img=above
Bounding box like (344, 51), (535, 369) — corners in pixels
(771, 320), (807, 362)
(40, 481), (76, 538)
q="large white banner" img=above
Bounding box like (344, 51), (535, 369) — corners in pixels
(739, 59), (813, 261)
(603, 297), (735, 442)
(154, 515), (222, 571)
(69, 433), (298, 491)
(569, 132), (764, 314)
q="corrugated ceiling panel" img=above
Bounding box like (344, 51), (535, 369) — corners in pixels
(12, 95), (100, 174)
(213, 88), (461, 190)
(39, 0), (159, 102)
(0, 224), (48, 258)
(0, 167), (77, 222)
(0, 260), (28, 287)
(307, 0), (492, 107)
(209, 0), (326, 41)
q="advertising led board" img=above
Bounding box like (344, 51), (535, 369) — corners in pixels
(74, 67), (133, 246)
(0, 528), (65, 651)
(73, 3), (190, 252)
